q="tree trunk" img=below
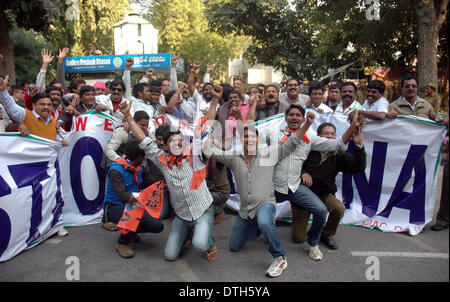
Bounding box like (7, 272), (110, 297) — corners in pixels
(416, 0), (439, 97)
(416, 0), (448, 98)
(0, 9), (15, 84)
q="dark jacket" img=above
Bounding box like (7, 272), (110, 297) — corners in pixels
(301, 145), (366, 199)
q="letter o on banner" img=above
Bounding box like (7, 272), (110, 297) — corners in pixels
(0, 209), (11, 257)
(70, 137), (106, 215)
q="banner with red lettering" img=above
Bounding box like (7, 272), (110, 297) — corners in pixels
(58, 111), (119, 226)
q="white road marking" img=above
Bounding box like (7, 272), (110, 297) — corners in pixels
(351, 251), (449, 259)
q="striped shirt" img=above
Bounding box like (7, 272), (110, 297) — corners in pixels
(273, 128), (347, 194)
(139, 137), (212, 221)
(204, 134), (303, 219)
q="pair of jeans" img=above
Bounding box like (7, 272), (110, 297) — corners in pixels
(103, 203), (164, 244)
(275, 184), (328, 246)
(229, 202), (285, 258)
(164, 206), (215, 261)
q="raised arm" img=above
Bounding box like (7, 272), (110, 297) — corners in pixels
(122, 58), (134, 100)
(35, 49), (54, 93)
(0, 75), (26, 123)
(246, 93), (260, 122)
(341, 110), (365, 144)
(119, 101), (146, 142)
(170, 55), (179, 91)
(166, 84), (185, 114)
(57, 47), (70, 92)
(188, 61), (201, 97)
(204, 85), (222, 121)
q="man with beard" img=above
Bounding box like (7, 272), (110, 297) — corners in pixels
(334, 82), (363, 116)
(255, 85), (289, 120)
(279, 78), (309, 109)
(188, 62), (220, 117)
(130, 82), (154, 120)
(352, 80), (389, 120)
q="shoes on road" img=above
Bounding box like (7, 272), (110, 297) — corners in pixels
(57, 228), (68, 237)
(214, 212), (224, 225)
(117, 243), (134, 258)
(431, 223), (448, 231)
(205, 245), (218, 262)
(102, 222), (118, 231)
(320, 235), (338, 250)
(304, 242), (323, 261)
(265, 256), (287, 278)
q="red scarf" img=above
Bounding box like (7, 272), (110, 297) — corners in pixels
(115, 158), (142, 183)
(280, 127), (310, 144)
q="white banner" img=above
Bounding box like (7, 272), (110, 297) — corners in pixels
(226, 111), (447, 235)
(0, 134), (64, 262)
(58, 111), (119, 226)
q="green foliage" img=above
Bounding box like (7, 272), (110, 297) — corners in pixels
(9, 27), (57, 85)
(137, 0), (248, 82)
(207, 0), (422, 79)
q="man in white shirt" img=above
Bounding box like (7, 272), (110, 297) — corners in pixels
(356, 80), (389, 120)
(334, 82), (363, 116)
(306, 81), (333, 113)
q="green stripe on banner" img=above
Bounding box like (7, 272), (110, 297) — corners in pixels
(0, 133), (52, 144)
(396, 115), (447, 127)
(80, 110), (118, 123)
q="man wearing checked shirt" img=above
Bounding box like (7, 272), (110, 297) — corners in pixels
(272, 104), (364, 261)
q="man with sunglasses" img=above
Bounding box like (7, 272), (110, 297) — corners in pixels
(278, 78), (309, 109)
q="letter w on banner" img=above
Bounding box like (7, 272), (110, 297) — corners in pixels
(117, 181), (164, 234)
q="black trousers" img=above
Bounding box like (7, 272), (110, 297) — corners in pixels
(103, 203), (164, 244)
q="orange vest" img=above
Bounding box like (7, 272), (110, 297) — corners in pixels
(23, 109), (57, 140)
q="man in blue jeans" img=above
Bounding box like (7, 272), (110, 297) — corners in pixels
(119, 101), (218, 262)
(273, 100), (363, 261)
(204, 112), (315, 278)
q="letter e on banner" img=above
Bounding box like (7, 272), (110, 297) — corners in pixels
(104, 119), (114, 132)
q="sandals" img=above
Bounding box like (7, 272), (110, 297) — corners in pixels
(205, 245), (218, 262)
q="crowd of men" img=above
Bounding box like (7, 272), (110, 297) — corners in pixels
(0, 48), (448, 278)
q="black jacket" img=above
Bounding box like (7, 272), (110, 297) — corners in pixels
(301, 145), (366, 199)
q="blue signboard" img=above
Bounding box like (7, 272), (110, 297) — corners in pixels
(64, 53), (184, 73)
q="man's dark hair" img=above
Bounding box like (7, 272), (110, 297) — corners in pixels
(45, 86), (62, 96)
(133, 110), (150, 122)
(149, 85), (160, 93)
(229, 90), (242, 100)
(109, 78), (126, 93)
(308, 81), (324, 95)
(150, 79), (162, 87)
(124, 141), (145, 162)
(286, 78), (300, 85)
(165, 90), (176, 104)
(266, 84), (279, 92)
(202, 82), (214, 92)
(11, 85), (25, 95)
(155, 124), (170, 138)
(243, 125), (259, 136)
(105, 81), (112, 88)
(367, 80), (386, 94)
(32, 92), (50, 104)
(317, 122), (336, 136)
(133, 82), (147, 99)
(328, 84), (340, 91)
(49, 79), (62, 87)
(221, 85), (234, 103)
(79, 85), (95, 98)
(68, 78), (86, 93)
(400, 74), (417, 87)
(285, 104), (305, 117)
(342, 81), (357, 92)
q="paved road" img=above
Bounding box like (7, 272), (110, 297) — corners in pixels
(0, 164), (448, 285)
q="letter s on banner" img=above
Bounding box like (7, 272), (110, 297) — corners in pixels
(70, 137), (106, 215)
